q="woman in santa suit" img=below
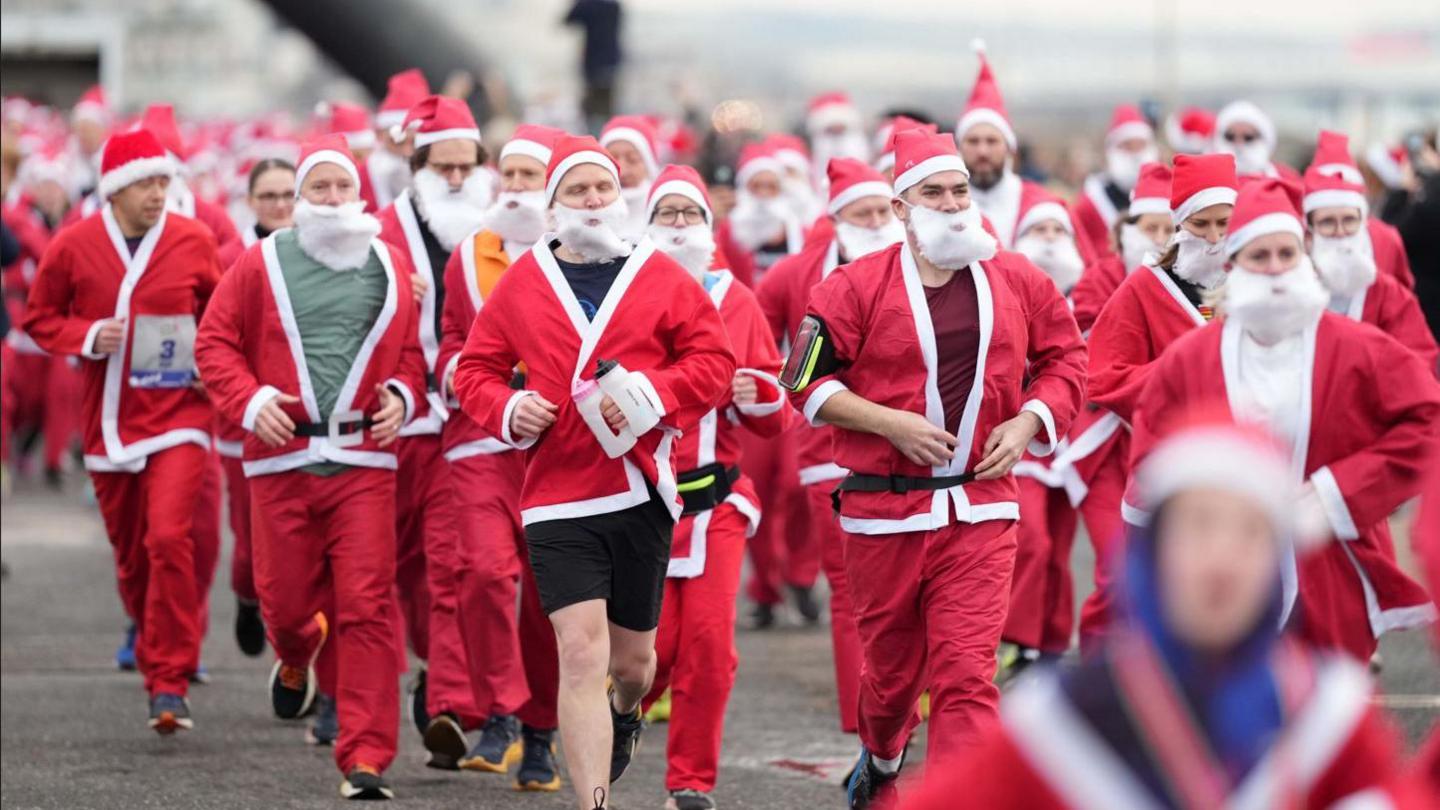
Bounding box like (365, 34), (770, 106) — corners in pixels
(902, 419), (1417, 810)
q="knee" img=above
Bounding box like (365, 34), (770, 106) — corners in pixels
(609, 644), (655, 686)
(555, 626), (607, 684)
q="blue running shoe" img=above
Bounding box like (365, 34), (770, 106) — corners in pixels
(116, 624), (137, 671)
(148, 692), (193, 735)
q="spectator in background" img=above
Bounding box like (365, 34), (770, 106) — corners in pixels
(1389, 130), (1440, 340)
(565, 0), (623, 132)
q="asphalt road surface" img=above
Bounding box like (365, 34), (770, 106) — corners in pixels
(3, 473), (1436, 809)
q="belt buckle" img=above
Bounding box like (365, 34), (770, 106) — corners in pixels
(327, 409), (366, 449)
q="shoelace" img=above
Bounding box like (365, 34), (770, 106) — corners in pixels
(593, 786), (607, 808)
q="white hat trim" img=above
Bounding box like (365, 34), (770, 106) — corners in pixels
(893, 154), (970, 196)
(1172, 185), (1238, 226)
(375, 109), (406, 129)
(1314, 162), (1363, 185)
(806, 103), (861, 134)
(545, 149), (619, 204)
(1302, 188), (1367, 217)
(499, 139), (553, 167)
(1225, 211), (1303, 257)
(599, 127), (658, 177)
(1016, 201), (1074, 238)
(1138, 428), (1293, 533)
(645, 179), (711, 223)
(342, 130), (377, 151)
(98, 155), (175, 199)
(829, 180), (893, 216)
(1214, 100), (1276, 149)
(955, 108), (1017, 150)
(295, 149), (361, 196)
(1105, 120), (1154, 148)
(736, 156), (785, 190)
(1128, 196), (1170, 217)
(874, 152), (896, 173)
(415, 127), (481, 149)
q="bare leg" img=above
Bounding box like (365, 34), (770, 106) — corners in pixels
(608, 622), (658, 713)
(550, 599), (612, 809)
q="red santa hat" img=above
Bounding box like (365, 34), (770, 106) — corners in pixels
(645, 163), (712, 223)
(875, 116), (937, 174)
(294, 134), (362, 196)
(1224, 177), (1304, 257)
(1015, 184), (1074, 238)
(72, 85), (110, 126)
(1128, 162), (1173, 217)
(1164, 107), (1215, 156)
(892, 128), (969, 196)
(806, 91), (862, 134)
(1170, 153), (1238, 225)
(398, 95), (481, 149)
(1105, 104), (1153, 149)
(544, 134), (619, 205)
(97, 129), (175, 199)
(765, 133), (810, 176)
(19, 140), (74, 190)
(317, 101), (375, 151)
(735, 142), (785, 190)
(140, 103), (188, 159)
(1214, 100), (1276, 151)
(599, 115), (660, 178)
(826, 158), (891, 216)
(1303, 131), (1367, 216)
(499, 124), (565, 167)
(1364, 142), (1407, 191)
(955, 41), (1016, 151)
(376, 68), (430, 130)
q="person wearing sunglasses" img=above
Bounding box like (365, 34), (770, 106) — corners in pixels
(1213, 100), (1302, 182)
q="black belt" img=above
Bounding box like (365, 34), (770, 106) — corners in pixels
(831, 472), (975, 512)
(676, 463), (740, 516)
(293, 416), (374, 438)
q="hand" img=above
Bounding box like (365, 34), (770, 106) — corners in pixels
(254, 392), (301, 448)
(371, 384), (406, 447)
(510, 394), (558, 439)
(731, 373), (758, 405)
(600, 394), (628, 432)
(411, 272), (429, 304)
(973, 411), (1042, 480)
(92, 318), (126, 355)
(882, 409), (957, 467)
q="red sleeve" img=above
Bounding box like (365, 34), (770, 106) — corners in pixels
(1369, 219), (1415, 290)
(1086, 279), (1157, 423)
(1067, 200), (1100, 267)
(717, 222), (755, 288)
(1306, 706), (1405, 808)
(731, 290), (792, 438)
(386, 249), (430, 422)
(1126, 337), (1192, 475)
(752, 258), (791, 346)
(21, 239), (99, 356)
(1017, 257), (1088, 450)
(1071, 257), (1122, 335)
(643, 270), (738, 431)
(454, 269), (530, 445)
(1374, 278), (1438, 375)
(195, 250), (266, 427)
(197, 203), (243, 269)
(436, 244), (471, 398)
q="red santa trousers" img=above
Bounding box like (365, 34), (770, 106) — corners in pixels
(810, 483), (861, 733)
(89, 443), (209, 697)
(1075, 447), (1128, 653)
(393, 436), (438, 662)
(5, 352), (80, 471)
(0, 342), (13, 464)
(250, 466), (400, 774)
(1004, 479), (1078, 654)
(845, 519), (1017, 763)
(190, 451), (222, 640)
(220, 455), (256, 602)
(741, 429), (819, 605)
(642, 502), (749, 792)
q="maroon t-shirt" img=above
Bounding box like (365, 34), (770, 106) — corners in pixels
(924, 270), (981, 434)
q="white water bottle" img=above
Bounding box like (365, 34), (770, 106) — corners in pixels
(571, 375), (636, 459)
(595, 359), (662, 436)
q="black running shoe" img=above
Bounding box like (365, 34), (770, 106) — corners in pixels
(750, 602), (777, 630)
(514, 726), (561, 792)
(608, 688), (644, 784)
(270, 611), (326, 719)
(235, 598), (266, 657)
(461, 714), (521, 772)
(668, 789), (717, 810)
(423, 712), (467, 770)
(148, 692), (193, 735)
(339, 766), (393, 800)
(305, 693), (338, 746)
(790, 584), (821, 624)
(408, 666), (429, 737)
(846, 746), (902, 809)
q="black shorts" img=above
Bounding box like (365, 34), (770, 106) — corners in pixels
(525, 493), (674, 631)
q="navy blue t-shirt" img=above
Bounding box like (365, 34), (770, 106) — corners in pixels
(553, 241), (624, 321)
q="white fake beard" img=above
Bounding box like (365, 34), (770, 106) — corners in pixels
(1120, 223), (1163, 271)
(1105, 146), (1157, 191)
(1223, 257), (1329, 344)
(835, 219), (904, 261)
(369, 148), (411, 199)
(1221, 140), (1272, 177)
(1310, 231), (1377, 299)
(483, 190), (547, 246)
(1014, 233), (1084, 293)
(550, 197), (632, 263)
(616, 184), (652, 242)
(412, 168), (491, 251)
(293, 199), (382, 271)
(906, 203), (997, 271)
(728, 192), (791, 251)
(1170, 229), (1229, 290)
(811, 131), (871, 171)
(647, 223), (715, 280)
(782, 176), (823, 223)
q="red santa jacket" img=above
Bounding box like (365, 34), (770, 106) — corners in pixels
(1087, 263), (1209, 424)
(69, 188), (241, 269)
(1368, 217), (1414, 290)
(376, 189), (452, 436)
(1072, 174), (1119, 262)
(788, 243), (1087, 535)
(437, 228), (518, 462)
(1339, 270), (1438, 373)
(1130, 314), (1440, 641)
(454, 238), (736, 525)
(754, 226), (848, 486)
(903, 654), (1412, 810)
(22, 207), (220, 471)
(1070, 255), (1128, 337)
(668, 269), (791, 577)
(2, 201), (54, 356)
(194, 232), (428, 477)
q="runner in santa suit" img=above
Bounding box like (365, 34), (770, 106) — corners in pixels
(956, 43), (1099, 264)
(902, 420), (1418, 810)
(369, 69), (430, 212)
(784, 129), (1086, 808)
(767, 133), (826, 227)
(430, 124), (565, 789)
(22, 129), (221, 734)
(452, 134), (734, 810)
(139, 104), (243, 268)
(319, 101), (382, 213)
(1127, 178), (1440, 663)
(1080, 153), (1238, 647)
(717, 142), (808, 289)
(375, 95), (494, 745)
(1411, 465), (1440, 800)
(804, 92), (872, 192)
(1303, 131), (1435, 372)
(195, 135), (427, 800)
(872, 117), (936, 183)
(756, 157), (904, 735)
(1070, 163), (1174, 335)
(638, 164), (792, 810)
(599, 115), (661, 244)
(1071, 106), (1159, 263)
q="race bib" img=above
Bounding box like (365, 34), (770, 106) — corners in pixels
(128, 314), (197, 389)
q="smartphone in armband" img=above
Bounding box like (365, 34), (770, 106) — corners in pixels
(779, 315), (837, 391)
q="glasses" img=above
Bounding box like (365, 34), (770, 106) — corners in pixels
(427, 162), (478, 178)
(654, 207), (707, 226)
(1312, 215), (1363, 238)
(1223, 132), (1260, 144)
(252, 192), (292, 206)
